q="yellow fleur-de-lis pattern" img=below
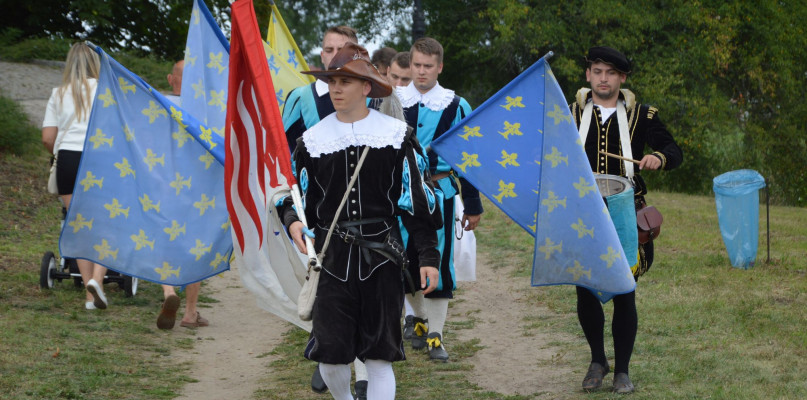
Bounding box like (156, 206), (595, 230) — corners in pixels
(89, 129), (114, 149)
(500, 96), (525, 111)
(118, 77), (136, 94)
(98, 88), (116, 107)
(68, 214), (93, 233)
(455, 151), (481, 173)
(207, 52), (226, 74)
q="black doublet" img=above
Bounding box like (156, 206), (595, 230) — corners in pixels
(570, 90), (683, 178)
(279, 112), (442, 281)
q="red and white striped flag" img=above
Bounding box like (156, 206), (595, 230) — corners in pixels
(225, 0), (310, 331)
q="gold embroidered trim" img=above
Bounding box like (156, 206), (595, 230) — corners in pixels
(652, 151), (667, 169)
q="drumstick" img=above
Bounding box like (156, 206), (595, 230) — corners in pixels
(598, 150), (641, 165)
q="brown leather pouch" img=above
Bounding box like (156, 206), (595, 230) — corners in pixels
(637, 205), (663, 244)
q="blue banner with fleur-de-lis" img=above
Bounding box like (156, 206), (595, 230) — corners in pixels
(181, 0), (308, 122)
(430, 55), (636, 302)
(59, 44), (232, 286)
(180, 0), (230, 141)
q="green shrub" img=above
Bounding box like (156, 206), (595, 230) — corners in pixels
(0, 36), (72, 63)
(0, 95), (41, 156)
(0, 27), (23, 47)
(111, 51), (174, 92)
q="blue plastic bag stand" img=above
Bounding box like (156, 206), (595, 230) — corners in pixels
(713, 169), (766, 269)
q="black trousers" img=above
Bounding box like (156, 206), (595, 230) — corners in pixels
(575, 241), (652, 375)
(304, 262), (406, 364)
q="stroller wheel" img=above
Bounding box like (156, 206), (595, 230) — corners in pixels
(40, 252), (57, 289)
(123, 276), (138, 297)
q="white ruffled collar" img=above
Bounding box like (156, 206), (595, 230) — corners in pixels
(315, 80), (329, 97)
(302, 109), (408, 158)
(396, 81), (455, 111)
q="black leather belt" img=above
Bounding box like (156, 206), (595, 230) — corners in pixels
(334, 218), (415, 293)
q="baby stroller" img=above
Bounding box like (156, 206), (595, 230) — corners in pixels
(39, 202), (138, 297)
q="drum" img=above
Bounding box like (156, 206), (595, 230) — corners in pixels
(595, 174), (638, 267)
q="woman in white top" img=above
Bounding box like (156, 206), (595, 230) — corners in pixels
(42, 43), (109, 310)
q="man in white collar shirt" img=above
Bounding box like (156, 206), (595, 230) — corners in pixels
(395, 37), (483, 362)
(282, 25), (358, 153)
(281, 25), (370, 397)
(279, 42), (442, 400)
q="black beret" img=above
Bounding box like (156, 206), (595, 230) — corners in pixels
(586, 46), (631, 74)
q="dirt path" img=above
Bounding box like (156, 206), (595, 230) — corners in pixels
(2, 59), (578, 399)
(0, 60), (63, 125)
(171, 266), (288, 400)
(450, 254), (577, 398)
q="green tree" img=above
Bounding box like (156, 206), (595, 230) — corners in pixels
(273, 0), (411, 67)
(415, 0), (807, 205)
(0, 0), (235, 61)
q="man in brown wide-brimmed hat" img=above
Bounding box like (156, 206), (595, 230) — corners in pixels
(277, 42), (443, 400)
(282, 25), (359, 154)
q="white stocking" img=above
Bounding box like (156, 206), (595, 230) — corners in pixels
(403, 296), (414, 316)
(318, 363), (353, 400)
(405, 291), (426, 319)
(365, 359), (395, 400)
(354, 357), (368, 382)
(425, 297), (449, 336)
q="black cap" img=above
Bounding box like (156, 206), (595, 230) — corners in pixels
(586, 46), (631, 74)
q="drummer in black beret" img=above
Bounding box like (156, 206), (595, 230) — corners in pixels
(585, 46), (631, 74)
(568, 45), (683, 395)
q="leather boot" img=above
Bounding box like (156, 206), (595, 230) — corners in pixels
(402, 315), (415, 340)
(411, 317), (428, 350)
(582, 361), (610, 391)
(613, 372), (634, 394)
(427, 332), (449, 362)
(353, 379), (367, 400)
(311, 364), (327, 393)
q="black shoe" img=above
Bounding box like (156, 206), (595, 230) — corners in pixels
(582, 361), (610, 391)
(411, 317), (428, 350)
(353, 379), (367, 400)
(311, 364), (328, 393)
(612, 372), (634, 394)
(402, 315), (415, 340)
(427, 332), (449, 362)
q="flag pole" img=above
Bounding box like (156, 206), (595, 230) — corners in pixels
(289, 184), (320, 271)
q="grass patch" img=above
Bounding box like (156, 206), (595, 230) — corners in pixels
(475, 193), (807, 399)
(0, 94), (42, 156)
(0, 122), (191, 399)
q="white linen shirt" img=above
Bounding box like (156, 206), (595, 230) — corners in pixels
(42, 79), (98, 154)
